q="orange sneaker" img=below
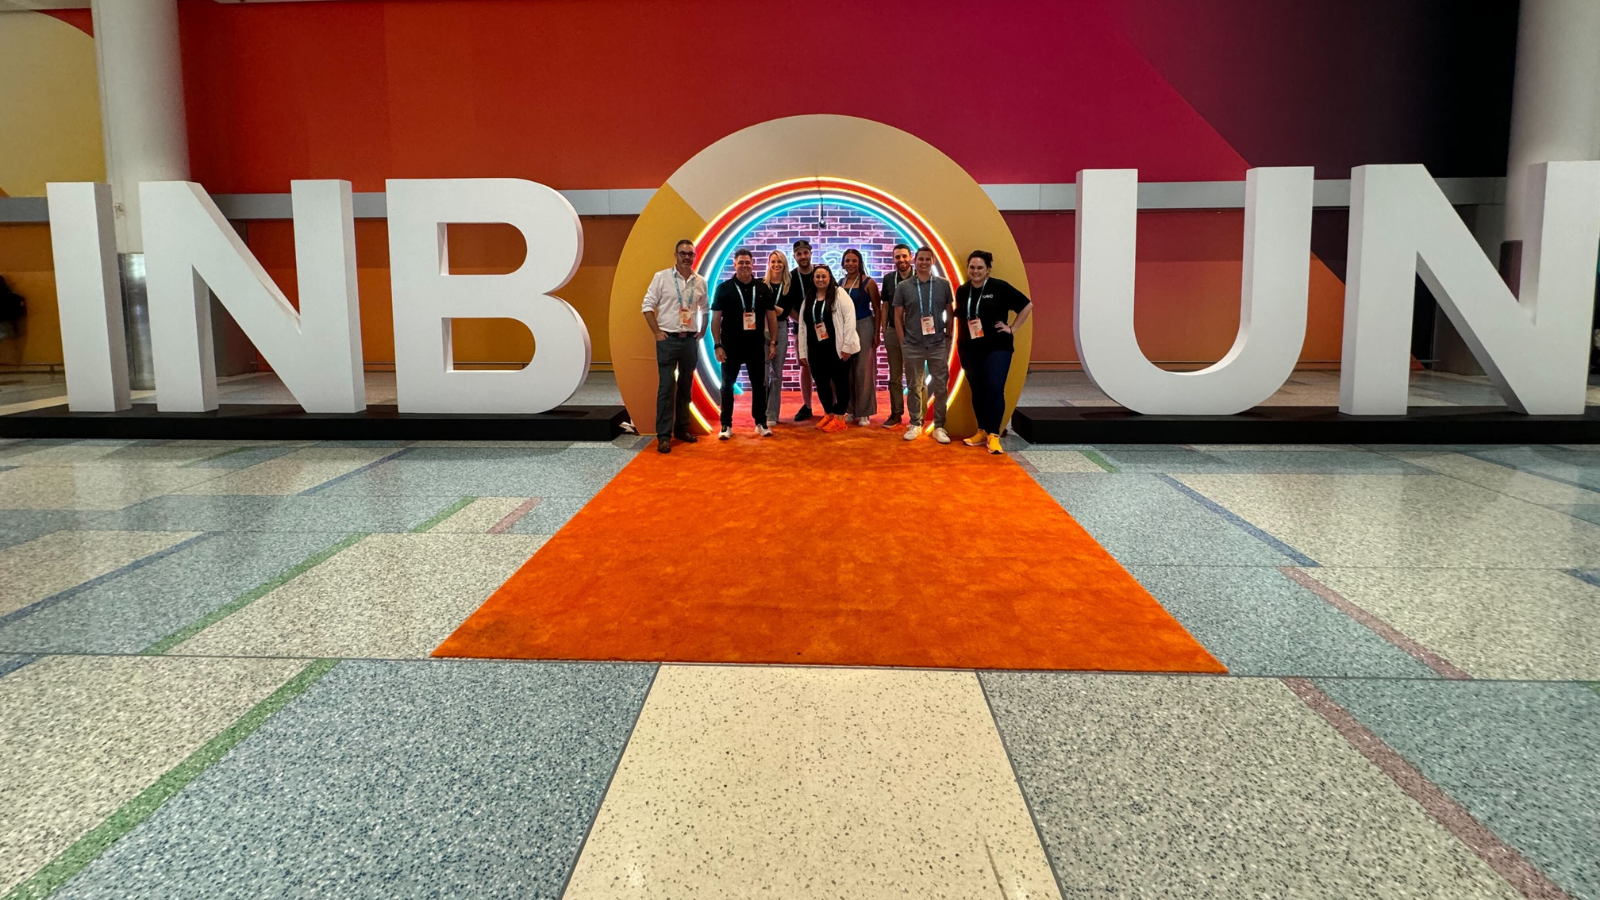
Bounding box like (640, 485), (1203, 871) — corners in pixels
(986, 433), (1004, 454)
(962, 429), (988, 447)
(817, 414), (836, 430)
(824, 416), (848, 433)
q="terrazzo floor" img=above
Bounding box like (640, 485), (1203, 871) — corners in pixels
(0, 370), (1596, 899)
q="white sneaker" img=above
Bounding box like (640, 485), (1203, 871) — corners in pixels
(857, 417), (871, 427)
(903, 424), (921, 441)
(718, 427), (732, 440)
(755, 424), (772, 437)
(932, 427), (951, 444)
(843, 414), (855, 424)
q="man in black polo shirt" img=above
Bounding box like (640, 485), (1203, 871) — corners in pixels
(711, 248), (779, 439)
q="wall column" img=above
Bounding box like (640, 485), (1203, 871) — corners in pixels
(90, 0), (190, 388)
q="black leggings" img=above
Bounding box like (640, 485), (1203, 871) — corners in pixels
(809, 343), (850, 415)
(960, 345), (1014, 434)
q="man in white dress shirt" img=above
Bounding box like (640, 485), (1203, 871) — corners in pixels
(642, 239), (709, 454)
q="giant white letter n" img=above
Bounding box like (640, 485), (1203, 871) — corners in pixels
(1340, 163), (1600, 415)
(141, 180), (365, 413)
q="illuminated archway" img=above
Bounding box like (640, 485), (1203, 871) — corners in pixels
(609, 115), (1031, 437)
(685, 179), (963, 431)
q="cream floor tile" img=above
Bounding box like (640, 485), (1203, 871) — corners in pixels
(563, 665), (1061, 900)
(177, 447), (396, 495)
(1310, 567), (1600, 680)
(0, 395), (70, 416)
(173, 532), (543, 658)
(1174, 474), (1600, 567)
(0, 466), (223, 510)
(429, 496), (534, 532)
(1018, 450), (1106, 473)
(1379, 450), (1599, 507)
(0, 531), (197, 616)
(0, 655), (304, 894)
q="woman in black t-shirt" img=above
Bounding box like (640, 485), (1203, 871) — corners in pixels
(954, 250), (1033, 454)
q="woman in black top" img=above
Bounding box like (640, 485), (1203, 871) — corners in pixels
(955, 250), (1033, 454)
(798, 265), (860, 432)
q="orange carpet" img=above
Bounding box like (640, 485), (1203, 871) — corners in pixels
(433, 409), (1225, 672)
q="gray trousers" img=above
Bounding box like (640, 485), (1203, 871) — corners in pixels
(903, 342), (951, 428)
(881, 325), (904, 419)
(654, 334), (698, 437)
(763, 320), (789, 425)
(846, 316), (877, 418)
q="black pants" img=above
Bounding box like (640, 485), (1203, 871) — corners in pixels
(655, 334), (697, 437)
(809, 342), (850, 415)
(959, 344), (1014, 434)
(718, 342), (767, 428)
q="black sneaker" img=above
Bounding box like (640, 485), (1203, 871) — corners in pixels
(674, 432), (699, 444)
(794, 406), (813, 422)
(657, 439), (671, 454)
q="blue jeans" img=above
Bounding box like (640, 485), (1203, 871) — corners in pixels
(959, 345), (1013, 434)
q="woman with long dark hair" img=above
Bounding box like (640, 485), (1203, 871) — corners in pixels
(840, 248), (882, 427)
(796, 265), (859, 433)
(955, 250), (1033, 454)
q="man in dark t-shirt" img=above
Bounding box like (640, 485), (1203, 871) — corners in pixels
(711, 248), (779, 438)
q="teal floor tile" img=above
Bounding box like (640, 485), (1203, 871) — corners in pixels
(1315, 678), (1600, 900)
(1129, 566), (1437, 678)
(53, 660), (656, 900)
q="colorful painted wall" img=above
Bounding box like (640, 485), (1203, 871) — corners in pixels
(0, 0), (1519, 370)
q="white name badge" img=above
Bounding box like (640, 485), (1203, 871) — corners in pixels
(678, 308), (693, 329)
(968, 319), (984, 339)
(743, 312), (756, 331)
(814, 322), (828, 341)
(921, 316), (936, 336)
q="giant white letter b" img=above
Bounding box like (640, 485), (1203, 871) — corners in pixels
(386, 179), (588, 414)
(1341, 163), (1600, 415)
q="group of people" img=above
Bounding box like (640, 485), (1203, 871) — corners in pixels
(642, 238), (1032, 456)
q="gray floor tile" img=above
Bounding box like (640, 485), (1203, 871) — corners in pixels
(980, 674), (1519, 899)
(0, 510), (85, 550)
(0, 532), (350, 654)
(1315, 679), (1600, 900)
(504, 496), (593, 536)
(313, 455), (627, 499)
(0, 654), (36, 678)
(1128, 566), (1437, 677)
(1037, 473), (1295, 566)
(55, 660), (655, 900)
(80, 494), (466, 533)
(1090, 448), (1427, 475)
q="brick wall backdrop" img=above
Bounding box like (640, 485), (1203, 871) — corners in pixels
(707, 203), (947, 402)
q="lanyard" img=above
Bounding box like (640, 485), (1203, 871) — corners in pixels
(967, 280), (987, 320)
(672, 271), (697, 308)
(917, 277), (934, 319)
(811, 294), (826, 328)
(734, 279), (755, 313)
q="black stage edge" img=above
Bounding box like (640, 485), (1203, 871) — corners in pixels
(1011, 405), (1600, 444)
(0, 404), (629, 442)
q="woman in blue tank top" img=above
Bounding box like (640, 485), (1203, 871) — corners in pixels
(840, 248), (882, 426)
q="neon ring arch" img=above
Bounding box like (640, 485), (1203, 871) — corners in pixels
(607, 114), (1032, 439)
(686, 178), (962, 430)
